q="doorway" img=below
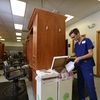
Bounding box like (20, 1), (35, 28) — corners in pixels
(66, 39), (68, 55)
(96, 30), (100, 76)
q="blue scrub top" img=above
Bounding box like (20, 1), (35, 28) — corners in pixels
(74, 38), (95, 69)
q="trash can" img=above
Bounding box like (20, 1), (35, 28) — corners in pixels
(36, 69), (59, 100)
(51, 56), (74, 100)
(36, 56), (74, 100)
(58, 72), (73, 100)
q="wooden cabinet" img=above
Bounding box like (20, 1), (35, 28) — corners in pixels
(27, 8), (67, 98)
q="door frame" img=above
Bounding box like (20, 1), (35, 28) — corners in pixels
(96, 30), (100, 76)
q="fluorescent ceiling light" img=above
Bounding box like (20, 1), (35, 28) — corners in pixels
(14, 24), (23, 30)
(16, 32), (22, 36)
(16, 37), (21, 39)
(17, 40), (21, 42)
(65, 14), (74, 22)
(10, 0), (26, 17)
(0, 38), (5, 41)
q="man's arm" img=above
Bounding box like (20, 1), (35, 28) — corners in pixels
(74, 48), (93, 63)
(68, 52), (76, 59)
(71, 52), (76, 57)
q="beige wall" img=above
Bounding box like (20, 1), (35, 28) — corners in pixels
(2, 41), (23, 46)
(66, 10), (100, 75)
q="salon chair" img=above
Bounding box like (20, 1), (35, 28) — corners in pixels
(3, 61), (26, 96)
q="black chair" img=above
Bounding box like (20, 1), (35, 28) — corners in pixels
(3, 61), (26, 96)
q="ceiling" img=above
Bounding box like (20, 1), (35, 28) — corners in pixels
(0, 0), (100, 43)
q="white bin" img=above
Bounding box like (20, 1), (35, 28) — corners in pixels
(36, 69), (59, 100)
(51, 56), (74, 100)
(36, 56), (74, 100)
(58, 76), (73, 100)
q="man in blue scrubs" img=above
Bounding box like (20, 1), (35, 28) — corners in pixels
(69, 28), (98, 100)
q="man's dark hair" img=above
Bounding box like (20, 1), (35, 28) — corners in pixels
(69, 28), (80, 36)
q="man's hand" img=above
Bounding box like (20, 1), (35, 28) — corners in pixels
(74, 57), (81, 63)
(67, 55), (71, 59)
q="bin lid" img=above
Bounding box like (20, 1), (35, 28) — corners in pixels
(36, 69), (59, 79)
(51, 56), (69, 73)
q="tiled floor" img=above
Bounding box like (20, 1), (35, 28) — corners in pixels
(0, 70), (100, 100)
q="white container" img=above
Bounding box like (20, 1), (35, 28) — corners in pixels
(36, 69), (59, 100)
(58, 77), (73, 100)
(36, 69), (59, 79)
(51, 56), (74, 100)
(36, 56), (74, 100)
(36, 76), (58, 100)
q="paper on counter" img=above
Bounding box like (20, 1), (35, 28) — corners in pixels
(65, 61), (74, 72)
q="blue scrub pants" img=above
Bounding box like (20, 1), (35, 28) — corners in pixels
(77, 67), (98, 100)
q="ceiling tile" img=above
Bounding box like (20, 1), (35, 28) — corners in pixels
(23, 18), (30, 30)
(25, 3), (38, 18)
(3, 22), (14, 28)
(43, 0), (64, 11)
(0, 13), (13, 22)
(13, 16), (24, 24)
(0, 0), (12, 14)
(79, 3), (100, 18)
(28, 0), (41, 6)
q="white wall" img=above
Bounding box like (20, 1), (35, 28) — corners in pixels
(66, 10), (100, 75)
(2, 42), (23, 47)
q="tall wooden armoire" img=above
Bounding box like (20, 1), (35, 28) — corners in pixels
(27, 8), (67, 98)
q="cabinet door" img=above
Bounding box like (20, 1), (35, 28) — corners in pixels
(53, 17), (66, 56)
(37, 13), (55, 70)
